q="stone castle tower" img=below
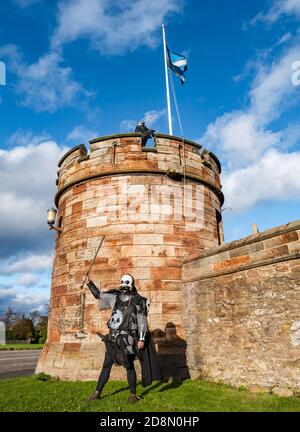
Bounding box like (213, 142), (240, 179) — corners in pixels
(36, 132), (224, 381)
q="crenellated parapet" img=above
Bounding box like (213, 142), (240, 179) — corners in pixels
(55, 133), (223, 207)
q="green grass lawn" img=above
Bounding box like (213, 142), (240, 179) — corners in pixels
(0, 375), (299, 412)
(0, 344), (44, 350)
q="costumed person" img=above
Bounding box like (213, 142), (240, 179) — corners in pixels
(86, 273), (162, 403)
(135, 121), (156, 147)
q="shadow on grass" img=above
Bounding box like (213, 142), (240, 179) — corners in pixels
(102, 384), (130, 399)
(93, 379), (182, 401)
(140, 380), (165, 397)
(81, 383), (131, 403)
(158, 380), (184, 392)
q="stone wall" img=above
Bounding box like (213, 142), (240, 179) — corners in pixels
(182, 220), (300, 391)
(36, 133), (223, 380)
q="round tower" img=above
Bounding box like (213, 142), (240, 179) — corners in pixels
(36, 133), (223, 380)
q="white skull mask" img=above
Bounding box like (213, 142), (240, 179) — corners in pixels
(120, 274), (134, 292)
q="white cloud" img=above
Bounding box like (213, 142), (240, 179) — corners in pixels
(0, 133), (62, 316)
(0, 45), (90, 113)
(6, 129), (51, 147)
(249, 45), (300, 123)
(0, 288), (16, 300)
(277, 32), (293, 46)
(120, 119), (137, 132)
(223, 149), (300, 211)
(120, 109), (166, 132)
(251, 0), (300, 25)
(0, 140), (66, 198)
(51, 0), (183, 54)
(281, 123), (300, 148)
(0, 134), (69, 256)
(0, 255), (52, 275)
(0, 286), (49, 315)
(201, 41), (300, 211)
(66, 124), (99, 143)
(12, 292), (49, 312)
(3, 1), (182, 113)
(16, 273), (39, 287)
(143, 110), (167, 127)
(202, 44), (300, 166)
(203, 111), (282, 168)
(0, 255), (51, 314)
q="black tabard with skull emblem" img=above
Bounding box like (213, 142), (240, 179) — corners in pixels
(87, 279), (149, 355)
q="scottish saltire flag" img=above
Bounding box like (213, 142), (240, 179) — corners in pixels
(167, 48), (187, 84)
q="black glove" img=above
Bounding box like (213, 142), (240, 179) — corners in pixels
(87, 280), (100, 299)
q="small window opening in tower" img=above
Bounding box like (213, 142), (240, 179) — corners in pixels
(57, 216), (63, 235)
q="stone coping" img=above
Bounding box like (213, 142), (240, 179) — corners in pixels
(54, 170), (225, 207)
(57, 144), (87, 168)
(155, 133), (203, 150)
(89, 133), (142, 143)
(183, 219), (300, 264)
(208, 151), (221, 174)
(89, 132), (202, 150)
(183, 252), (300, 282)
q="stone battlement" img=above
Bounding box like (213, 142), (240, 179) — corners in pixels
(55, 133), (223, 207)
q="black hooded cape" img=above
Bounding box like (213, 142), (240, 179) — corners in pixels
(136, 331), (162, 387)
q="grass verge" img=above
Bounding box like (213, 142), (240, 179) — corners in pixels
(0, 344), (44, 350)
(0, 376), (299, 412)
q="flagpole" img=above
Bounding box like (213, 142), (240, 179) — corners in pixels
(162, 24), (173, 136)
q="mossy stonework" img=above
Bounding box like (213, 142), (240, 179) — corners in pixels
(36, 134), (224, 380)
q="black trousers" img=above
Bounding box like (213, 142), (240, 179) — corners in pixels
(96, 344), (137, 395)
(141, 131), (155, 147)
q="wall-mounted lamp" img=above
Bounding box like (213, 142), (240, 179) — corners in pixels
(47, 208), (62, 233)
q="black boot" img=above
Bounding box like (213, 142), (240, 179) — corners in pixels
(128, 394), (141, 404)
(87, 390), (101, 401)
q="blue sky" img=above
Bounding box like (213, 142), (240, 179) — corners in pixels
(0, 0), (300, 315)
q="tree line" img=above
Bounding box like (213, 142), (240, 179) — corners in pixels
(1, 306), (48, 344)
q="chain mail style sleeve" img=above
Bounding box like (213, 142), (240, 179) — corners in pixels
(98, 292), (117, 310)
(136, 296), (149, 341)
(87, 280), (116, 310)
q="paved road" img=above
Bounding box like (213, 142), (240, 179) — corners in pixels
(0, 350), (42, 379)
